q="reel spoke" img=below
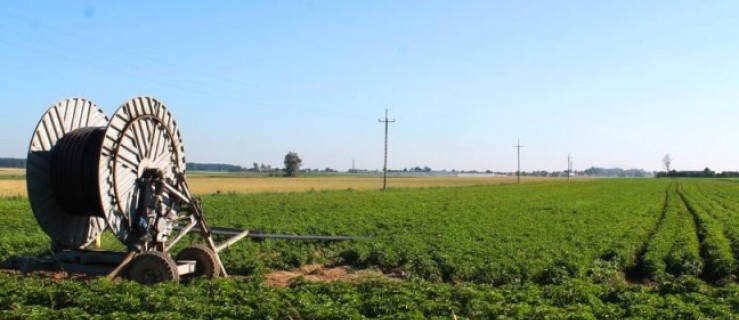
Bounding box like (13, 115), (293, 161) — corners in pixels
(100, 97), (186, 248)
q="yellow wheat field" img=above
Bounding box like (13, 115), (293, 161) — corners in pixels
(0, 168), (25, 197)
(0, 180), (25, 197)
(0, 169), (549, 197)
(186, 176), (530, 194)
(0, 168), (24, 175)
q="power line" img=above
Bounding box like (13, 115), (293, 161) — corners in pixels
(378, 109), (395, 190)
(1, 12), (379, 122)
(513, 139), (524, 183)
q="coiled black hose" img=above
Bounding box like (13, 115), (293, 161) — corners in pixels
(51, 127), (106, 217)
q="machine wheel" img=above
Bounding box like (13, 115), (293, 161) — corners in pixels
(176, 244), (220, 279)
(127, 251), (179, 284)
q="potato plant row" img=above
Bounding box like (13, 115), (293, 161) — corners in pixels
(200, 179), (670, 285)
(7, 179), (739, 286)
(680, 180), (739, 279)
(4, 179), (739, 317)
(639, 183), (702, 280)
(0, 179), (682, 285)
(676, 183), (736, 282)
(1, 273), (737, 319)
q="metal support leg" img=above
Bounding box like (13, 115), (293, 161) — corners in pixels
(165, 216), (197, 252)
(198, 220), (228, 277)
(106, 251), (137, 280)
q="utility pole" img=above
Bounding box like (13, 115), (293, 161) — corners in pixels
(378, 109), (395, 190)
(513, 139), (524, 183)
(567, 153), (572, 182)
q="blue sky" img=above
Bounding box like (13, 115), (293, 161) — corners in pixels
(2, 1), (739, 172)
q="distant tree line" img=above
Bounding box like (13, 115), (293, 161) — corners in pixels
(186, 162), (282, 173)
(186, 163), (247, 172)
(524, 171), (571, 177)
(581, 167), (651, 178)
(504, 167), (651, 178)
(0, 158), (25, 168)
(655, 168), (738, 178)
(388, 166), (433, 173)
(388, 167), (498, 174)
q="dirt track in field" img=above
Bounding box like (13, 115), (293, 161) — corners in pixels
(1, 264), (405, 286)
(264, 264), (405, 287)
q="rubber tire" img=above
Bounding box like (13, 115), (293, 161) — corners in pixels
(127, 251), (179, 284)
(176, 244), (220, 279)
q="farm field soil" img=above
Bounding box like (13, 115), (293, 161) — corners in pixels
(2, 179), (739, 318)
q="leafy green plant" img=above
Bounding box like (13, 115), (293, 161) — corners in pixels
(2, 179), (739, 318)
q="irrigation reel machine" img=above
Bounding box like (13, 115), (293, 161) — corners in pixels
(4, 97), (355, 284)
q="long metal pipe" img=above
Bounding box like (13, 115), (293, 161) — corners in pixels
(176, 225), (363, 242)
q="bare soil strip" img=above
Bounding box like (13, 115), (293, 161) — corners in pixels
(264, 264), (405, 287)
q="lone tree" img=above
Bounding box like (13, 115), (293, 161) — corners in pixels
(662, 154), (672, 171)
(284, 151), (302, 177)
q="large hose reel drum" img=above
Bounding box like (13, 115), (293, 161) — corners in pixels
(27, 97), (187, 249)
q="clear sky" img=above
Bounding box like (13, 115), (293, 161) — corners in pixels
(2, 1), (739, 172)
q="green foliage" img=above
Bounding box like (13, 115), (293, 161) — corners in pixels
(0, 274), (736, 319)
(640, 184), (703, 280)
(3, 179), (739, 317)
(0, 197), (49, 258)
(283, 151), (302, 177)
(190, 179), (669, 285)
(681, 180), (739, 281)
(678, 185), (735, 283)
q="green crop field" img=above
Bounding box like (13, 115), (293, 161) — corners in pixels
(2, 179), (739, 318)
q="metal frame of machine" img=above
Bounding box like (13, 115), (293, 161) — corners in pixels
(5, 96), (357, 284)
